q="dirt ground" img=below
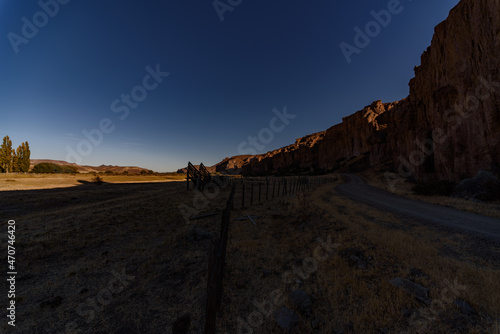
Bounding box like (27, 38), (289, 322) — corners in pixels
(0, 179), (225, 334)
(0, 175), (499, 333)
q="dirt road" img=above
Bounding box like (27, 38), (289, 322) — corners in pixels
(336, 174), (500, 242)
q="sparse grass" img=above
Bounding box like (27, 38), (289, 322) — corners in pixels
(218, 176), (500, 333)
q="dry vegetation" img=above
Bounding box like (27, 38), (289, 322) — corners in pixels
(220, 178), (500, 333)
(0, 173), (185, 191)
(0, 174), (499, 333)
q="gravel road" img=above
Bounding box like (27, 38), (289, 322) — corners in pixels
(336, 174), (500, 242)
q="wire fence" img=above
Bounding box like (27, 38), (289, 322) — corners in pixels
(193, 172), (337, 333)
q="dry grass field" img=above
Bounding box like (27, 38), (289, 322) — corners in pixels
(0, 173), (185, 191)
(0, 174), (499, 333)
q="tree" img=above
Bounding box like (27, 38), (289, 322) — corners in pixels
(0, 136), (13, 173)
(21, 141), (30, 172)
(11, 142), (31, 173)
(12, 146), (21, 172)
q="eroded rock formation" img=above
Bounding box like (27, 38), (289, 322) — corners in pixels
(216, 0), (500, 181)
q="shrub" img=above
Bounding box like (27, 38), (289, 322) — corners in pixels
(31, 163), (79, 174)
(412, 181), (455, 196)
(92, 175), (104, 185)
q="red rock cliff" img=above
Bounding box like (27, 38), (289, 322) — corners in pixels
(219, 0), (500, 180)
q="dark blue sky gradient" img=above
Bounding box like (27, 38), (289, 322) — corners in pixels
(0, 0), (459, 172)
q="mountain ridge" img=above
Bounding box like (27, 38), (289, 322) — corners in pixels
(30, 159), (152, 174)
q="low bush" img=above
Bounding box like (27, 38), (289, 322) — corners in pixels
(91, 175), (104, 185)
(31, 163), (79, 174)
(412, 181), (455, 196)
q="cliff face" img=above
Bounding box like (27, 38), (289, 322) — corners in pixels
(404, 0), (500, 180)
(219, 0), (500, 181)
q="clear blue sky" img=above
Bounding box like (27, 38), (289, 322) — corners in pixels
(0, 0), (459, 172)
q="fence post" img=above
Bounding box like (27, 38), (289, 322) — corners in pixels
(242, 183), (245, 209)
(251, 182), (254, 206)
(266, 179), (269, 201)
(258, 182), (261, 204)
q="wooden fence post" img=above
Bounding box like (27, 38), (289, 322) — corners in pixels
(242, 183), (245, 209)
(258, 182), (261, 204)
(266, 179), (269, 201)
(250, 182), (254, 206)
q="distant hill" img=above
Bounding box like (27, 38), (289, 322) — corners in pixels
(30, 159), (153, 174)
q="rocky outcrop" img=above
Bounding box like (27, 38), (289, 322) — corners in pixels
(217, 0), (500, 181)
(241, 130), (326, 175)
(215, 155), (255, 174)
(404, 0), (500, 180)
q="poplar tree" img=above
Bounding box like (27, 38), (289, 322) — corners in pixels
(0, 136), (13, 173)
(12, 146), (21, 172)
(22, 141), (31, 172)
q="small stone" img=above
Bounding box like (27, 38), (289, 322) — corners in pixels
(454, 299), (476, 316)
(262, 269), (274, 277)
(349, 255), (360, 263)
(274, 307), (299, 332)
(311, 318), (324, 329)
(400, 308), (411, 317)
(290, 289), (313, 314)
(389, 277), (430, 304)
